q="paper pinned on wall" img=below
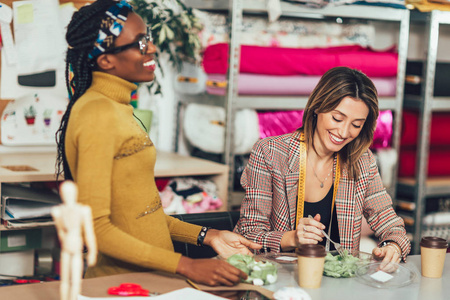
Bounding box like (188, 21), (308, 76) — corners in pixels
(13, 0), (65, 76)
(1, 0), (72, 100)
(0, 92), (68, 145)
(1, 50), (19, 98)
(0, 3), (13, 23)
(0, 3), (17, 65)
(16, 3), (34, 24)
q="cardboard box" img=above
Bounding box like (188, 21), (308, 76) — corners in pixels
(0, 228), (41, 253)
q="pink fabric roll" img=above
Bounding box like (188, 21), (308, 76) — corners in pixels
(239, 74), (319, 95)
(401, 110), (450, 147)
(202, 43), (398, 77)
(206, 73), (397, 97)
(399, 146), (450, 177)
(257, 111), (304, 139)
(373, 110), (393, 149)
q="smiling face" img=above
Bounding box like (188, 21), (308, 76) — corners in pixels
(314, 96), (369, 157)
(96, 12), (157, 83)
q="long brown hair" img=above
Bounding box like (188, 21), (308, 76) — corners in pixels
(301, 67), (379, 179)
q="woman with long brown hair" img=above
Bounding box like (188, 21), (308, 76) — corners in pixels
(234, 66), (410, 264)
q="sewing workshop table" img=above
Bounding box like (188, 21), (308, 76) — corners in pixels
(1, 254), (449, 300)
(270, 253), (449, 300)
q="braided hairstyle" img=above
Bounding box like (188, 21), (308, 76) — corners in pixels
(56, 0), (127, 180)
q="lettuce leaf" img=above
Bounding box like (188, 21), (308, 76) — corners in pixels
(227, 254), (278, 285)
(323, 250), (361, 278)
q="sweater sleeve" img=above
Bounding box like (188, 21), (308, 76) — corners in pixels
(69, 100), (184, 273)
(166, 215), (202, 244)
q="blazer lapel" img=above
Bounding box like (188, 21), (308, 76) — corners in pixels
(285, 131), (302, 230)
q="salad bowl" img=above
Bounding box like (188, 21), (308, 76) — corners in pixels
(323, 250), (374, 278)
(224, 254), (279, 286)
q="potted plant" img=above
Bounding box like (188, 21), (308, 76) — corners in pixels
(132, 0), (203, 94)
(24, 105), (37, 125)
(43, 109), (52, 126)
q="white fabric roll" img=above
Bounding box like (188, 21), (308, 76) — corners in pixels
(183, 103), (260, 154)
(173, 62), (207, 95)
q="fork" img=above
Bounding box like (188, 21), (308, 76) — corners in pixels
(307, 215), (345, 257)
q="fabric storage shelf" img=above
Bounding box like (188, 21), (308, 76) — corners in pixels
(399, 10), (450, 254)
(0, 150), (229, 231)
(182, 94), (399, 111)
(180, 0), (410, 208)
(405, 61), (450, 97)
(397, 177), (450, 198)
(185, 0), (408, 21)
(155, 151), (229, 206)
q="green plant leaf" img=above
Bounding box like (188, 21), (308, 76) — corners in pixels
(132, 0), (204, 94)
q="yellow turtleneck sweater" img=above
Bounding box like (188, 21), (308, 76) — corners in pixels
(65, 72), (201, 277)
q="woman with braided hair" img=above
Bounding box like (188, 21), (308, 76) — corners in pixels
(56, 0), (261, 286)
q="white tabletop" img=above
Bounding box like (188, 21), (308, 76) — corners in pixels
(264, 254), (449, 300)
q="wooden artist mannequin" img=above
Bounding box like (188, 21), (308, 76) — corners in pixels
(52, 181), (97, 300)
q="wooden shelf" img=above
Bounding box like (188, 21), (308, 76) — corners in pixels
(155, 151), (229, 206)
(155, 151), (227, 177)
(180, 92), (397, 111)
(404, 95), (450, 111)
(0, 150), (228, 182)
(0, 150), (229, 231)
(0, 152), (58, 183)
(398, 176), (450, 186)
(397, 176), (450, 197)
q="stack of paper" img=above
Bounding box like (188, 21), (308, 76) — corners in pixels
(1, 183), (61, 228)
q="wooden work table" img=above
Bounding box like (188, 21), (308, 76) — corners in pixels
(1, 254), (450, 299)
(0, 270), (274, 299)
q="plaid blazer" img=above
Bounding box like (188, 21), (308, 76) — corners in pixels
(234, 130), (411, 260)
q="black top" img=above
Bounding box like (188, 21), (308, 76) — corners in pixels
(303, 185), (340, 250)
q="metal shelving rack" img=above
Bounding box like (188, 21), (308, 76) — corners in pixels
(398, 10), (450, 254)
(181, 0), (410, 209)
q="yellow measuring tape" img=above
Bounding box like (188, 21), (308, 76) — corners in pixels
(295, 133), (340, 229)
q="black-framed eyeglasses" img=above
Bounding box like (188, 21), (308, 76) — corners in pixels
(103, 26), (153, 56)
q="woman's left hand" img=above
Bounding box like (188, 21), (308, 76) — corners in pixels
(372, 244), (402, 272)
(204, 229), (262, 258)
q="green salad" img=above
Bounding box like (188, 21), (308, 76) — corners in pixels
(323, 250), (363, 278)
(227, 254), (278, 286)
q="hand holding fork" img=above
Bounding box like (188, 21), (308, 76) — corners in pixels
(308, 215), (345, 257)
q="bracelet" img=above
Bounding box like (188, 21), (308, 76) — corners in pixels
(197, 226), (210, 247)
(380, 241), (402, 256)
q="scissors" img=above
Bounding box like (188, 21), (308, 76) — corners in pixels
(108, 283), (159, 296)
